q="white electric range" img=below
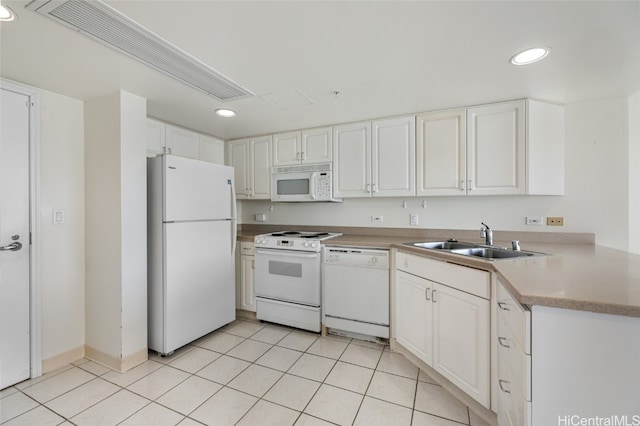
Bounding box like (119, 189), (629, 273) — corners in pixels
(253, 231), (342, 332)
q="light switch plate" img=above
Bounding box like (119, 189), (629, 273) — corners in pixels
(53, 209), (64, 225)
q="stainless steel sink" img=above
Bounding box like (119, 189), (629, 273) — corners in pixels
(450, 247), (539, 259)
(405, 241), (545, 260)
(410, 241), (477, 250)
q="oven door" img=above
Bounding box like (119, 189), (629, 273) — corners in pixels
(254, 248), (321, 306)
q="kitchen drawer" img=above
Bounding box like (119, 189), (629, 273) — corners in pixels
(240, 241), (255, 255)
(497, 312), (531, 401)
(496, 278), (531, 354)
(497, 381), (531, 426)
(396, 251), (490, 299)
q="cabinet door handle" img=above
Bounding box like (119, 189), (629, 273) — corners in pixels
(497, 302), (511, 311)
(252, 260), (255, 269)
(365, 183), (370, 193)
(425, 288), (431, 301)
(498, 337), (510, 348)
(372, 183), (378, 193)
(467, 179), (472, 191)
(460, 180), (465, 191)
(498, 379), (511, 394)
(432, 289), (437, 303)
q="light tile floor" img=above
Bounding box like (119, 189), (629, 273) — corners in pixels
(0, 319), (492, 426)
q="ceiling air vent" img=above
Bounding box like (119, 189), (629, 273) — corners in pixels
(27, 0), (253, 101)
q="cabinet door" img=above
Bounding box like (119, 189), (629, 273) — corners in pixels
(251, 135), (272, 199)
(432, 283), (490, 407)
(165, 124), (200, 160)
(146, 118), (166, 158)
(273, 131), (301, 166)
(416, 109), (466, 196)
(394, 271), (432, 365)
(372, 116), (416, 197)
(333, 121), (371, 198)
(227, 139), (251, 199)
(240, 255), (256, 312)
(199, 134), (225, 164)
(302, 126), (332, 164)
(467, 100), (525, 195)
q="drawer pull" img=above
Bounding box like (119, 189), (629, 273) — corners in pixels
(432, 289), (437, 303)
(425, 288), (431, 301)
(498, 337), (511, 348)
(498, 379), (511, 394)
(497, 302), (511, 311)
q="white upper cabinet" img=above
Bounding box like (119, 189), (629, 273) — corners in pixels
(272, 131), (301, 165)
(333, 121), (372, 198)
(198, 134), (225, 165)
(416, 99), (564, 196)
(146, 118), (166, 158)
(146, 118), (225, 164)
(333, 116), (415, 198)
(227, 136), (272, 200)
(372, 116), (416, 197)
(301, 127), (332, 164)
(165, 124), (200, 160)
(416, 109), (466, 196)
(273, 127), (332, 165)
(467, 100), (525, 195)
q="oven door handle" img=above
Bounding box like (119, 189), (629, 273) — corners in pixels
(255, 248), (320, 259)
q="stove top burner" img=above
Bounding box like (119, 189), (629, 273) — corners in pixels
(270, 231), (302, 237)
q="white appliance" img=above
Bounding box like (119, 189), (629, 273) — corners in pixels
(271, 163), (342, 202)
(148, 155), (236, 355)
(254, 231), (342, 332)
(322, 247), (390, 339)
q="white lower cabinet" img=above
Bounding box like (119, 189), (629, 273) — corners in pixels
(496, 278), (531, 426)
(394, 251), (491, 407)
(237, 242), (256, 312)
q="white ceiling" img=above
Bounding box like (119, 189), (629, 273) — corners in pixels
(2, 1), (639, 140)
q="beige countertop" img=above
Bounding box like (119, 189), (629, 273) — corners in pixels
(237, 227), (640, 318)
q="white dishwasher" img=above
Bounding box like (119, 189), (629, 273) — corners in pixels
(322, 247), (390, 339)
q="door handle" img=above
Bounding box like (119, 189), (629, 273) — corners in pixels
(0, 241), (22, 251)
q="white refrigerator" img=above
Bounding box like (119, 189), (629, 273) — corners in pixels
(148, 155), (236, 355)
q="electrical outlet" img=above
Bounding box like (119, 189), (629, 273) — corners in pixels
(410, 213), (419, 226)
(371, 215), (383, 223)
(547, 216), (564, 226)
(526, 216), (543, 225)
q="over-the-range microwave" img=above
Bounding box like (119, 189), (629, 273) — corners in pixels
(271, 163), (342, 202)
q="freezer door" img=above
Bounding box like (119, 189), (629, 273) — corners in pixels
(164, 155), (234, 221)
(162, 220), (235, 353)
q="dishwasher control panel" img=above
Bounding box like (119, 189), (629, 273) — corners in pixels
(323, 247), (389, 269)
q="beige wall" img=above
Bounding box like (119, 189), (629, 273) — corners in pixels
(38, 89), (86, 363)
(240, 97), (632, 251)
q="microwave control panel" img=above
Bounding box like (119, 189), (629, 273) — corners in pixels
(316, 172), (331, 199)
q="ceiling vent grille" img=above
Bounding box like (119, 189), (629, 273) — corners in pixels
(27, 0), (253, 101)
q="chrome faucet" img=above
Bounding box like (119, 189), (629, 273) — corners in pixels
(480, 222), (493, 246)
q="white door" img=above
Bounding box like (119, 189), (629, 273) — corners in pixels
(333, 121), (371, 198)
(251, 136), (272, 200)
(432, 283), (490, 407)
(394, 271), (432, 365)
(164, 220), (235, 354)
(416, 109), (467, 196)
(371, 116), (416, 197)
(467, 100), (525, 195)
(272, 131), (301, 166)
(163, 155), (233, 221)
(301, 127), (332, 164)
(165, 124), (200, 159)
(0, 88), (31, 389)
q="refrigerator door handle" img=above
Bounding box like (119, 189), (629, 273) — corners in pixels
(231, 178), (237, 255)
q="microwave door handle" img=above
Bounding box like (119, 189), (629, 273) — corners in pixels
(310, 172), (318, 200)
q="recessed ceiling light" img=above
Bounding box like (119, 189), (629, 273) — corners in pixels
(510, 47), (550, 65)
(215, 108), (237, 118)
(0, 4), (16, 21)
